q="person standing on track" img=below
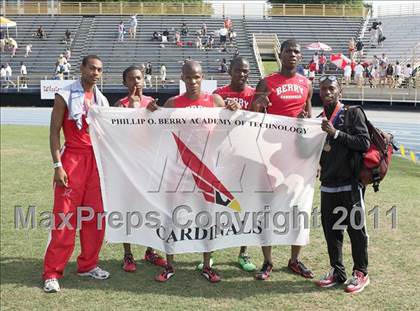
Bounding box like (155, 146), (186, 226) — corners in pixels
(43, 55), (110, 293)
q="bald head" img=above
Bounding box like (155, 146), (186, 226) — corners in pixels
(182, 60), (202, 75)
(182, 60), (203, 96)
(229, 57), (249, 71)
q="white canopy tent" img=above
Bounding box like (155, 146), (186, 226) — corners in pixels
(0, 17), (18, 38)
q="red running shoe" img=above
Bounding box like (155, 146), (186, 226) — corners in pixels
(122, 253), (136, 272)
(316, 268), (341, 288)
(345, 270), (370, 293)
(288, 259), (314, 279)
(255, 262), (273, 280)
(144, 250), (167, 267)
(155, 266), (175, 282)
(201, 266), (221, 283)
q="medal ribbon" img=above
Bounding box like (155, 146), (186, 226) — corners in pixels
(323, 103), (344, 126)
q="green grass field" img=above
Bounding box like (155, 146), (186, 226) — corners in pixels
(1, 125), (419, 310)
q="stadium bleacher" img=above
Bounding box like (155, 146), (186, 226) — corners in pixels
(1, 13), (418, 92)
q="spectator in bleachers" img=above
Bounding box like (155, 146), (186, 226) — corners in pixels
(350, 59), (356, 82)
(64, 48), (71, 61)
(57, 54), (67, 66)
(180, 23), (189, 36)
(145, 62), (153, 88)
(4, 63), (15, 88)
(343, 63), (352, 86)
(201, 23), (207, 36)
(118, 21), (125, 41)
(0, 65), (6, 87)
(219, 27), (228, 51)
(348, 38), (355, 59)
(380, 53), (388, 66)
(25, 44), (32, 58)
(386, 63), (394, 87)
(369, 26), (377, 47)
(206, 35), (214, 50)
(354, 61), (364, 87)
(162, 29), (170, 41)
(228, 30), (236, 46)
(377, 22), (385, 47)
(308, 60), (316, 81)
(312, 52), (319, 72)
(35, 26), (46, 39)
(195, 34), (202, 50)
(10, 39), (17, 58)
(20, 62), (28, 88)
(63, 62), (71, 80)
(372, 55), (379, 69)
(319, 52), (327, 74)
(55, 63), (64, 80)
(219, 58), (228, 73)
(152, 31), (161, 41)
(394, 61), (402, 87)
(139, 63), (147, 88)
(403, 64), (413, 88)
(63, 29), (72, 45)
(128, 15), (138, 39)
(378, 63), (387, 87)
(355, 39), (364, 61)
(160, 64), (167, 88)
(224, 17), (233, 31)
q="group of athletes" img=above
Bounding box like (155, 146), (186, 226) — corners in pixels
(43, 39), (370, 295)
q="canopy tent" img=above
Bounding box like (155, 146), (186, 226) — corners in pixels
(0, 17), (18, 38)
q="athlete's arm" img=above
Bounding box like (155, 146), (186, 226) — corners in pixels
(163, 97), (175, 108)
(50, 94), (68, 187)
(212, 94), (228, 108)
(113, 99), (122, 107)
(251, 79), (270, 112)
(297, 80), (313, 118)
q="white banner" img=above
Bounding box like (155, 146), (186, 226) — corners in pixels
(88, 107), (326, 254)
(40, 80), (74, 99)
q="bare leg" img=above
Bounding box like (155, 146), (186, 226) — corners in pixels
(261, 246), (272, 264)
(291, 245), (301, 262)
(166, 254), (174, 267)
(203, 252), (212, 268)
(123, 243), (132, 255)
(239, 246), (247, 255)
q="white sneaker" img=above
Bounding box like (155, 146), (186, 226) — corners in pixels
(78, 266), (110, 280)
(43, 278), (60, 293)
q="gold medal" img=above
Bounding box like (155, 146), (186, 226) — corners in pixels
(323, 143), (331, 152)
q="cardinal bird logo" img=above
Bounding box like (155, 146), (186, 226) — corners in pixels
(172, 132), (241, 212)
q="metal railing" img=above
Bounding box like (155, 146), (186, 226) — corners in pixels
(252, 34), (265, 78)
(1, 2), (368, 18)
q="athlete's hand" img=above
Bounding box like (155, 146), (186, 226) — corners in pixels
(225, 99), (241, 111)
(321, 118), (336, 137)
(297, 110), (309, 118)
(253, 96), (271, 112)
(146, 99), (159, 112)
(128, 86), (141, 108)
(54, 167), (68, 187)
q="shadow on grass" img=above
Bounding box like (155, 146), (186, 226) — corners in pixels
(0, 257), (329, 297)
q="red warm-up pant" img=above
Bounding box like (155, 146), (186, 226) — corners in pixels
(43, 147), (105, 280)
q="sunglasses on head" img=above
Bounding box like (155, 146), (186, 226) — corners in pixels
(319, 75), (338, 83)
